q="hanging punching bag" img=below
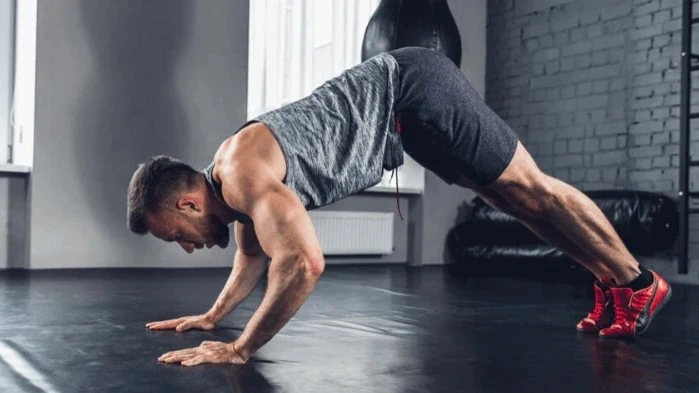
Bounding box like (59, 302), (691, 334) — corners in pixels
(361, 0), (462, 67)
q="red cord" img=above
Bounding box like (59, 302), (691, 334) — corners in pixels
(395, 168), (403, 221)
(395, 114), (404, 221)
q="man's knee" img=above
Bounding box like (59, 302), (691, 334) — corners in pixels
(494, 173), (559, 220)
(475, 141), (556, 217)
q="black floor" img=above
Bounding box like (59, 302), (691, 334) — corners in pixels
(0, 265), (697, 393)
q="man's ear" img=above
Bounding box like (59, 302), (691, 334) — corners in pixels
(176, 194), (202, 213)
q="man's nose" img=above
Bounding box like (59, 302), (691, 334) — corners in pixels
(177, 240), (194, 254)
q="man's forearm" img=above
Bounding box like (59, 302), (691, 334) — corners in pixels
(205, 250), (268, 323)
(232, 255), (323, 359)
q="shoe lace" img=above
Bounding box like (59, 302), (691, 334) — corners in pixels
(609, 293), (633, 329)
(587, 289), (609, 321)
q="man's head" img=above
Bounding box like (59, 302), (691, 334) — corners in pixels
(127, 155), (230, 253)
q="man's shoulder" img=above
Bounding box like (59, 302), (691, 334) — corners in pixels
(217, 122), (286, 182)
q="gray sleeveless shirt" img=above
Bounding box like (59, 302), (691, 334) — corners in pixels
(204, 52), (404, 220)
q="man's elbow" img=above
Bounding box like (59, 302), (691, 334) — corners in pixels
(293, 251), (324, 280)
(303, 253), (325, 279)
(271, 251), (325, 280)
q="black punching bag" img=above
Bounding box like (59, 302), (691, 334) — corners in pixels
(361, 0), (462, 67)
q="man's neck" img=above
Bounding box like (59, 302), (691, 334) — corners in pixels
(204, 184), (239, 224)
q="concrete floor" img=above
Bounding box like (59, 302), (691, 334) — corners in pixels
(0, 265), (696, 393)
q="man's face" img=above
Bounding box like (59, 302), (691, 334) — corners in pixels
(147, 209), (230, 253)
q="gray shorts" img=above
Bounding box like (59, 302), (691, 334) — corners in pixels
(388, 47), (519, 186)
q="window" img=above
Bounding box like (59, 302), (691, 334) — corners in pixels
(0, 0), (35, 169)
(248, 0), (424, 193)
(9, 0), (36, 168)
(0, 0), (14, 164)
(248, 0), (380, 118)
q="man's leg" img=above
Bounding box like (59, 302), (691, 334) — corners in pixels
(465, 181), (616, 281)
(455, 140), (671, 337)
(388, 46), (669, 336)
(457, 140), (640, 285)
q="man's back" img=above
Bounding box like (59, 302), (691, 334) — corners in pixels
(228, 52), (404, 210)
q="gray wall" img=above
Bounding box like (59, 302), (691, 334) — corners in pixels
(28, 0), (249, 268)
(0, 176), (29, 269)
(2, 0), (486, 269)
(486, 0), (696, 282)
(0, 180), (7, 268)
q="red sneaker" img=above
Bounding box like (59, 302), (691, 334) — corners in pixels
(576, 280), (613, 333)
(599, 271), (672, 338)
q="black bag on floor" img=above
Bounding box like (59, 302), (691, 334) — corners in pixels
(447, 190), (679, 280)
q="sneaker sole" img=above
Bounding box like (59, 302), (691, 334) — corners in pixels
(576, 321), (609, 333)
(637, 285), (672, 336)
(576, 326), (601, 333)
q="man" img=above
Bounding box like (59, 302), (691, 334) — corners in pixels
(127, 47), (671, 367)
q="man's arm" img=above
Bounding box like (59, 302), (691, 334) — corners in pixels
(155, 179), (322, 365)
(228, 170), (325, 361)
(204, 222), (269, 323)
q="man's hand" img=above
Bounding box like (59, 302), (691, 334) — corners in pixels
(146, 314), (215, 332)
(158, 341), (247, 366)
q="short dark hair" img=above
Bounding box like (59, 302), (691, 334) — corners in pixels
(127, 155), (199, 234)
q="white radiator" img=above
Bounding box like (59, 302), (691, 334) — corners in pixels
(308, 211), (394, 255)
